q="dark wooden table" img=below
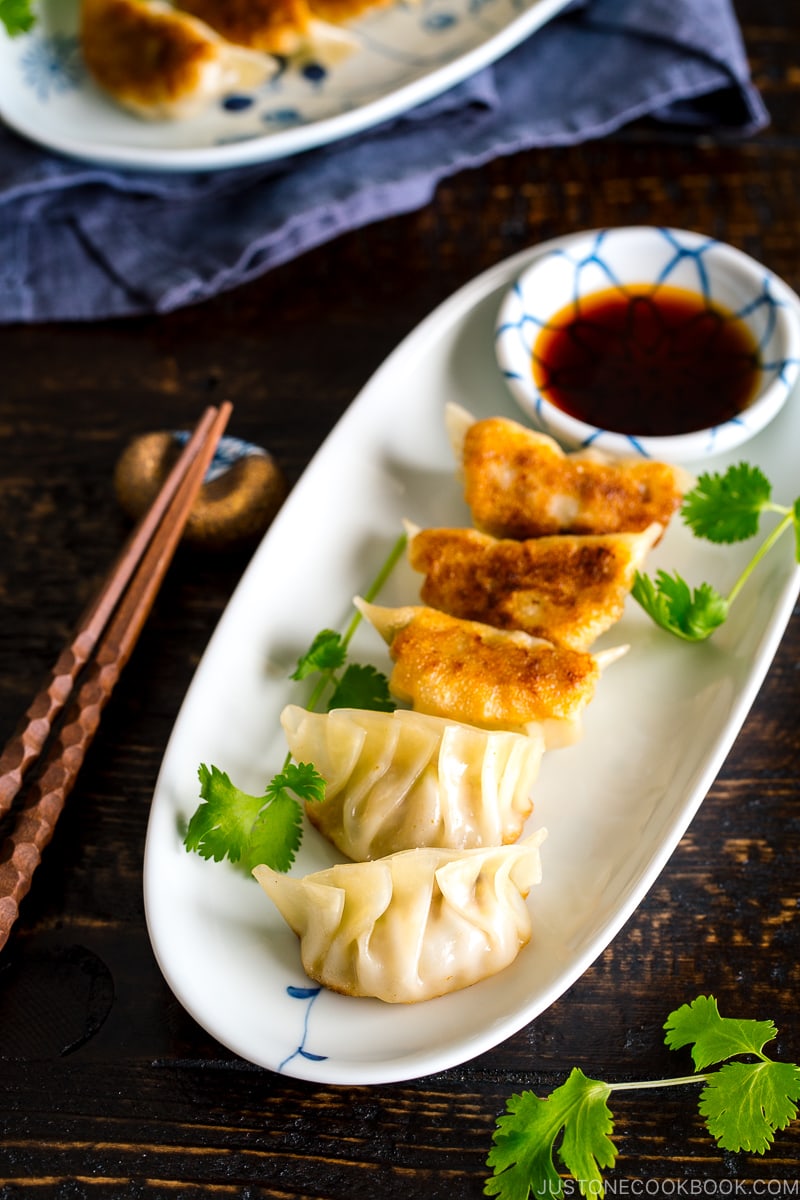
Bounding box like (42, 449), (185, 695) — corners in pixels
(1, 1), (799, 1195)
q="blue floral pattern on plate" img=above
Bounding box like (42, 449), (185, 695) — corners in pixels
(279, 985), (328, 1071)
(20, 33), (83, 100)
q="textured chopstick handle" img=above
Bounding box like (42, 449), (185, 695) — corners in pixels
(0, 402), (232, 952)
(0, 641), (121, 947)
(0, 631), (96, 820)
(0, 404), (223, 824)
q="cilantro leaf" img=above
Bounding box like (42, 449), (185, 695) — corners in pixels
(664, 994), (778, 1070)
(681, 463), (772, 543)
(558, 1072), (617, 1196)
(0, 0), (36, 35)
(275, 759), (326, 807)
(486, 1091), (562, 1200)
(327, 662), (395, 712)
(185, 765), (262, 864)
(291, 629), (347, 680)
(486, 997), (800, 1197)
(665, 995), (800, 1154)
(185, 536), (404, 873)
(634, 463), (798, 641)
(248, 780), (304, 873)
(699, 1061), (800, 1154)
(485, 1068), (616, 1200)
(292, 626), (394, 713)
(632, 570), (728, 641)
(252, 761), (325, 872)
(184, 761), (325, 873)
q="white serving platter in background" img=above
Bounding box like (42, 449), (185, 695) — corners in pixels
(0, 0), (570, 170)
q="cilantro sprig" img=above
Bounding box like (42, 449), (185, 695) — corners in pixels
(485, 995), (800, 1200)
(185, 762), (324, 873)
(182, 533), (406, 873)
(0, 0), (35, 36)
(291, 628), (395, 711)
(632, 464), (800, 641)
(290, 529), (406, 714)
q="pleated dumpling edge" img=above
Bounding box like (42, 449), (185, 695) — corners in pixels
(252, 831), (547, 1004)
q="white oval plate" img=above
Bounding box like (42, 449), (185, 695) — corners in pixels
(0, 0), (570, 171)
(144, 237), (800, 1084)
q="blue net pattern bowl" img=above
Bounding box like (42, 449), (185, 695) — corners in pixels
(495, 227), (800, 463)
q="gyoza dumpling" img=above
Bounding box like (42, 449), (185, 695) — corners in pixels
(80, 0), (272, 120)
(281, 704), (545, 860)
(355, 600), (626, 748)
(176, 0), (358, 64)
(446, 404), (692, 538)
(253, 831), (546, 1003)
(406, 521), (661, 651)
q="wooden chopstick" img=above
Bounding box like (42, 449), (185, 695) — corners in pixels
(0, 402), (232, 951)
(0, 404), (227, 822)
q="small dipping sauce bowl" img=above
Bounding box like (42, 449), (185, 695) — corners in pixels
(495, 227), (800, 462)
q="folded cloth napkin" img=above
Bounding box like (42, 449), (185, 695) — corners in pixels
(0, 0), (767, 323)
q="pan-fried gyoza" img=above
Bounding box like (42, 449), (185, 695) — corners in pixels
(356, 600), (627, 748)
(175, 0), (358, 62)
(406, 520), (661, 651)
(446, 403), (692, 539)
(80, 0), (273, 119)
(80, 0), (393, 120)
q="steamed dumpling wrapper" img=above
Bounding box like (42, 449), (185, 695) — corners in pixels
(281, 705), (545, 860)
(253, 831), (546, 1003)
(406, 520), (661, 651)
(446, 404), (692, 539)
(356, 600), (626, 747)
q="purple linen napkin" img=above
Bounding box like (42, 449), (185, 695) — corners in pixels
(0, 0), (767, 323)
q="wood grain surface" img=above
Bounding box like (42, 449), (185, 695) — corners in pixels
(1, 1), (799, 1195)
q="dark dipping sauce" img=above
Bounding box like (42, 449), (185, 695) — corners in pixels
(532, 284), (761, 437)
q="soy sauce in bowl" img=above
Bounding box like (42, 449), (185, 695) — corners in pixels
(531, 284), (761, 438)
(494, 227), (800, 463)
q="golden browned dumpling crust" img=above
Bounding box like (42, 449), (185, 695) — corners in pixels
(462, 416), (688, 538)
(80, 0), (271, 119)
(408, 524), (660, 651)
(177, 0), (310, 55)
(386, 606), (601, 729)
(82, 0), (218, 106)
(310, 0), (392, 24)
